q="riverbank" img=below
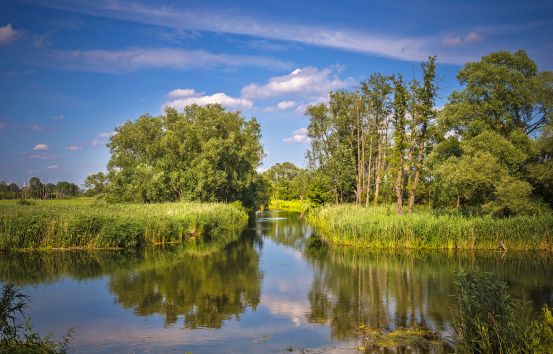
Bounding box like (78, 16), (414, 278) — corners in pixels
(0, 198), (247, 250)
(268, 199), (313, 213)
(311, 204), (553, 251)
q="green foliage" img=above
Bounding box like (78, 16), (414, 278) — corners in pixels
(443, 49), (552, 137)
(268, 199), (313, 213)
(1, 284), (72, 353)
(311, 204), (553, 250)
(452, 272), (553, 353)
(105, 104), (266, 209)
(0, 198), (247, 250)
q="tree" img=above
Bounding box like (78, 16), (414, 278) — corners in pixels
(442, 49), (552, 137)
(84, 172), (107, 196)
(106, 104), (266, 209)
(391, 75), (409, 214)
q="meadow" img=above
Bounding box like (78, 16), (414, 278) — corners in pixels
(0, 198), (247, 250)
(310, 204), (553, 251)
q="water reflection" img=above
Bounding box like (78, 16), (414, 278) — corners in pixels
(109, 234), (262, 328)
(0, 211), (551, 353)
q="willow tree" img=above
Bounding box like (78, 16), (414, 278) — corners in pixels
(105, 104), (267, 208)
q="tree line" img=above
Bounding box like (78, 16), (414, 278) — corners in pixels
(0, 177), (80, 200)
(265, 50), (552, 216)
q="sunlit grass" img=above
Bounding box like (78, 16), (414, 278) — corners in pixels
(0, 198), (247, 250)
(268, 199), (313, 213)
(311, 204), (553, 250)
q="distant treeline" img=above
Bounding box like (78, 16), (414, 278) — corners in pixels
(0, 177), (80, 200)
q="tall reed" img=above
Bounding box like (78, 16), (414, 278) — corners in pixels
(311, 204), (553, 250)
(0, 199), (247, 250)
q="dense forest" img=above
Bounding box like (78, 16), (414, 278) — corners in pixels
(265, 50), (552, 216)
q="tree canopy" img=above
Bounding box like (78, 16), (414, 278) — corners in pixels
(100, 104), (268, 208)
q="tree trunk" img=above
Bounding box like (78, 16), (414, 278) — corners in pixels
(395, 161), (404, 214)
(408, 143), (424, 213)
(365, 134), (374, 207)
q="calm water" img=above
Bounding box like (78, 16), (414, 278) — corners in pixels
(1, 211), (553, 353)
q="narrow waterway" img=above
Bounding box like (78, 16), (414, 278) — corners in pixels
(1, 210), (552, 353)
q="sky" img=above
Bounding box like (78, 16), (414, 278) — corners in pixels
(0, 0), (552, 185)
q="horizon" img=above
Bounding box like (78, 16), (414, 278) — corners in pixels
(1, 0), (552, 185)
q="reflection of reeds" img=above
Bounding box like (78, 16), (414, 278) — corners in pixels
(0, 199), (247, 250)
(305, 238), (553, 345)
(311, 204), (553, 250)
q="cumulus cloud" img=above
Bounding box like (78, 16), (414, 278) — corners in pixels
(46, 164), (59, 170)
(168, 88), (200, 98)
(283, 128), (310, 144)
(442, 31), (483, 46)
(33, 143), (49, 151)
(34, 47), (292, 73)
(264, 100), (298, 112)
(0, 24), (18, 45)
(164, 90), (253, 111)
(65, 145), (83, 151)
(277, 100), (297, 110)
(242, 66), (353, 99)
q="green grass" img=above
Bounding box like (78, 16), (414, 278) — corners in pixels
(268, 199), (313, 213)
(310, 204), (553, 251)
(0, 198), (247, 250)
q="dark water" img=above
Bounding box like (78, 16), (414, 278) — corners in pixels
(1, 211), (552, 353)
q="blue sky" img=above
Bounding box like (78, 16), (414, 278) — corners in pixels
(1, 0), (552, 185)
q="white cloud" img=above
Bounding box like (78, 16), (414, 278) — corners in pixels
(90, 139), (103, 146)
(36, 47), (292, 73)
(442, 32), (483, 46)
(65, 145), (83, 151)
(277, 100), (297, 110)
(31, 125), (44, 132)
(0, 24), (17, 45)
(164, 91), (253, 111)
(28, 153), (53, 159)
(168, 88), (200, 98)
(98, 131), (115, 138)
(46, 164), (59, 170)
(26, 1), (443, 63)
(283, 128), (310, 144)
(51, 115), (64, 120)
(242, 66), (352, 99)
(33, 143), (49, 151)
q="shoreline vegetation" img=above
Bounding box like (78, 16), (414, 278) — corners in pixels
(0, 198), (247, 251)
(310, 204), (553, 251)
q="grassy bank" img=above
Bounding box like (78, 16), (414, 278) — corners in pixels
(311, 204), (553, 251)
(268, 199), (313, 213)
(0, 198), (247, 250)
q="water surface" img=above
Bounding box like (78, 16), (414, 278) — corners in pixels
(1, 211), (552, 353)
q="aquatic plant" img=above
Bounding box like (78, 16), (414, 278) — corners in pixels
(310, 204), (553, 250)
(0, 199), (247, 250)
(1, 284), (72, 353)
(452, 271), (553, 353)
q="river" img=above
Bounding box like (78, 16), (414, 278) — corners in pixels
(1, 210), (552, 353)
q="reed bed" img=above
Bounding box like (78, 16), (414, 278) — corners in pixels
(311, 204), (553, 251)
(0, 199), (247, 250)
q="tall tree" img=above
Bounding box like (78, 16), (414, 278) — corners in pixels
(392, 75), (409, 214)
(407, 56), (437, 213)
